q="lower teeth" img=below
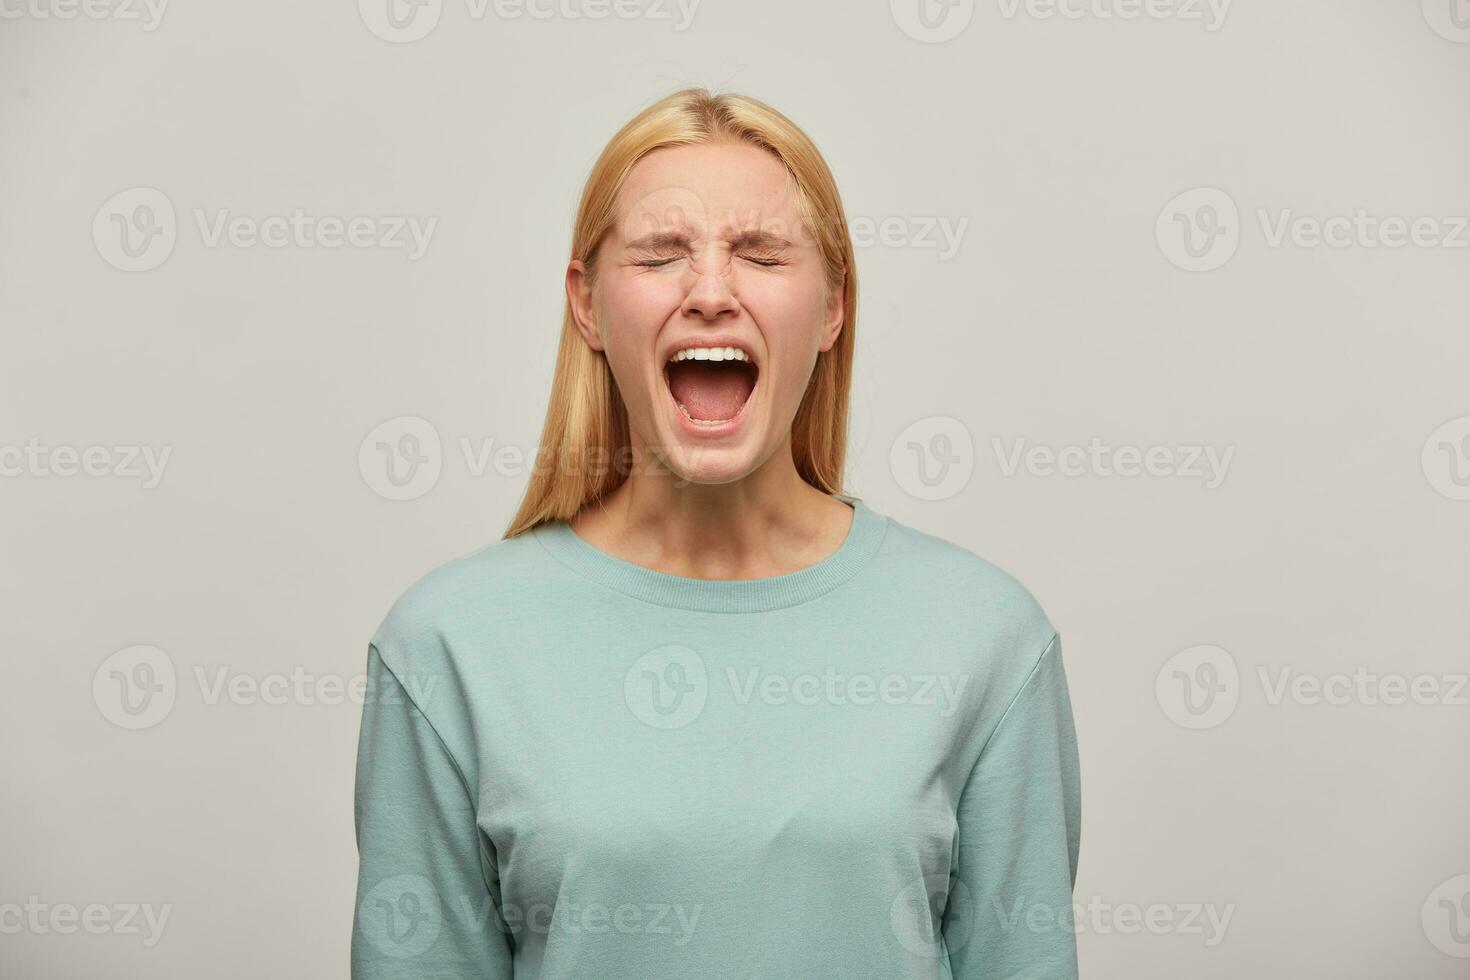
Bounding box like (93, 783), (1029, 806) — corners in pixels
(677, 402), (735, 425)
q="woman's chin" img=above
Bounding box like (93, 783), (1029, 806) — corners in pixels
(653, 418), (764, 486)
(656, 441), (763, 487)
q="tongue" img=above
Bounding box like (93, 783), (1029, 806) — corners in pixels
(667, 362), (755, 421)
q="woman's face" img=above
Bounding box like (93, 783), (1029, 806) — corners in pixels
(568, 140), (844, 487)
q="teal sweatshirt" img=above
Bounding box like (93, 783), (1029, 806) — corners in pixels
(351, 495), (1081, 979)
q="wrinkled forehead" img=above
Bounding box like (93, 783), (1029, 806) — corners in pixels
(611, 143), (816, 247)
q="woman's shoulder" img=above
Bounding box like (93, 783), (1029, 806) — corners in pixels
(366, 526), (555, 665)
(871, 505), (1058, 653)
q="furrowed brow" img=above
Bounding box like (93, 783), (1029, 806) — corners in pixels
(624, 229), (795, 251)
(726, 229), (793, 250)
(624, 231), (692, 251)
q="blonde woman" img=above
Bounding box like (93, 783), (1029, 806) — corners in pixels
(351, 88), (1081, 979)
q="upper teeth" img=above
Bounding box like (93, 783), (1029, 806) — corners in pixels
(670, 346), (750, 363)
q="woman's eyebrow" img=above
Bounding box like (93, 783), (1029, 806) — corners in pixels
(624, 229), (794, 250)
(624, 230), (692, 250)
(727, 229), (793, 250)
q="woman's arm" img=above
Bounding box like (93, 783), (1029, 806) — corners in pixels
(945, 633), (1083, 978)
(351, 643), (514, 978)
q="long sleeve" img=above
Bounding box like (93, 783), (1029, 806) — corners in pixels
(945, 633), (1082, 979)
(351, 643), (514, 979)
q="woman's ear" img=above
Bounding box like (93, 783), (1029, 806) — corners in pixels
(566, 259), (605, 352)
(818, 271), (846, 352)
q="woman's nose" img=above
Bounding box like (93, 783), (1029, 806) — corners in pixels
(680, 255), (741, 320)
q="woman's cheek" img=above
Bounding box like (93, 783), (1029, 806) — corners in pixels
(742, 283), (827, 371)
(594, 284), (664, 415)
(745, 269), (827, 320)
(609, 275), (682, 330)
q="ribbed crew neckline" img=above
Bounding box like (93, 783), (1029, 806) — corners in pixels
(531, 495), (889, 613)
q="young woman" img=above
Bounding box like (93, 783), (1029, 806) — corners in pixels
(351, 88), (1081, 979)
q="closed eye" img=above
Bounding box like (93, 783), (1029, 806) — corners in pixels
(635, 255), (787, 268)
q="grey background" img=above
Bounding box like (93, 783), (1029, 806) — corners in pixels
(3, 0), (1469, 976)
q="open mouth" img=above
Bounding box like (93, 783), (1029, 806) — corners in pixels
(663, 345), (759, 426)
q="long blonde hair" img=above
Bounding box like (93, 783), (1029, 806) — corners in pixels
(504, 88), (858, 538)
